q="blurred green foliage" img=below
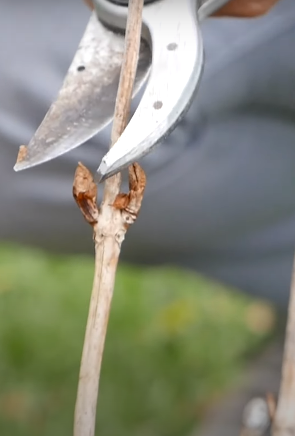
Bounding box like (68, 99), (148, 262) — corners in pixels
(0, 244), (275, 436)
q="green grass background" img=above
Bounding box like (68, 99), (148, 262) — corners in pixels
(0, 244), (276, 436)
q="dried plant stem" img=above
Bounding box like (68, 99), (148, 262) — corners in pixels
(272, 255), (295, 436)
(73, 1), (145, 435)
(73, 224), (122, 436)
(104, 0), (146, 204)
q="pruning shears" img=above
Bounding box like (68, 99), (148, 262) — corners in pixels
(14, 0), (230, 180)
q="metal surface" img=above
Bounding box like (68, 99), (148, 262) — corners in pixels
(96, 0), (203, 180)
(96, 0), (230, 180)
(14, 13), (151, 171)
(14, 0), (230, 174)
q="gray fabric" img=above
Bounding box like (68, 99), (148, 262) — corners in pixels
(0, 0), (295, 306)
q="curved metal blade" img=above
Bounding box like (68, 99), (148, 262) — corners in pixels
(97, 0), (203, 181)
(14, 12), (151, 172)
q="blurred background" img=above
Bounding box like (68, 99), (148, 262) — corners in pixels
(0, 243), (279, 436)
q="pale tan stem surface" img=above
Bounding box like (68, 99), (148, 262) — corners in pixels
(74, 234), (120, 436)
(104, 0), (146, 204)
(272, 256), (295, 436)
(73, 1), (145, 435)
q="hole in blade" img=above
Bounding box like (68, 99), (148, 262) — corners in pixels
(167, 43), (178, 51)
(153, 101), (163, 110)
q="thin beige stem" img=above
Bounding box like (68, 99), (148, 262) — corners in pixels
(104, 0), (146, 205)
(74, 235), (120, 436)
(73, 1), (145, 435)
(272, 255), (295, 436)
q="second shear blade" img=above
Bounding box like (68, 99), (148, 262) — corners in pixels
(97, 0), (204, 181)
